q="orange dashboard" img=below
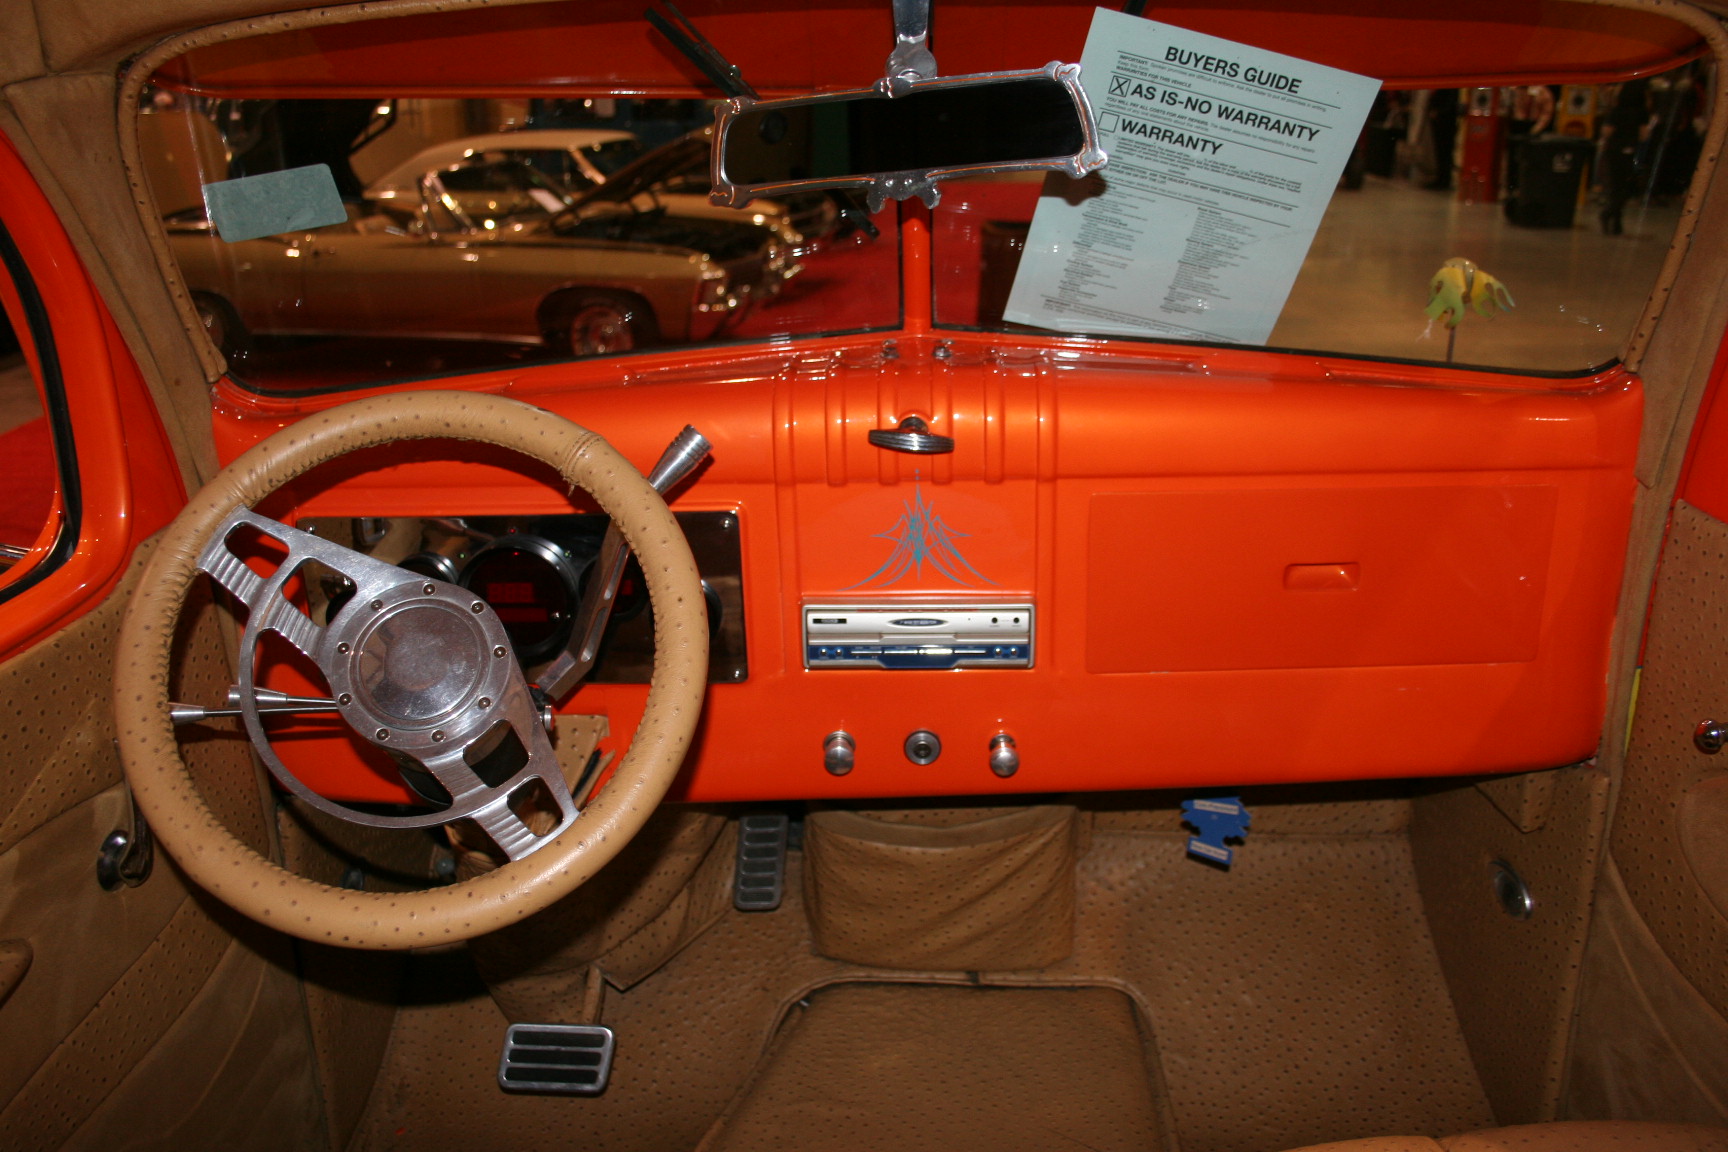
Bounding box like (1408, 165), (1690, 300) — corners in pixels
(211, 332), (1641, 804)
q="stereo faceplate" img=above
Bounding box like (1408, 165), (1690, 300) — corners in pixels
(803, 603), (1034, 670)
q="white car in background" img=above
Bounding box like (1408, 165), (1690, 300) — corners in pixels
(364, 128), (814, 250)
(366, 128), (642, 201)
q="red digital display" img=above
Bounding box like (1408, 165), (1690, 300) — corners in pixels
(462, 544), (576, 660)
(483, 580), (538, 605)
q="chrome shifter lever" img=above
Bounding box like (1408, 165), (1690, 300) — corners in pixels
(537, 425), (711, 701)
(169, 687), (340, 725)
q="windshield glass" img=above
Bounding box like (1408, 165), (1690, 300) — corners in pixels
(436, 157), (572, 224)
(136, 0), (1711, 395)
(585, 137), (647, 179)
(581, 134), (710, 206)
(930, 72), (1693, 375)
(142, 91), (900, 393)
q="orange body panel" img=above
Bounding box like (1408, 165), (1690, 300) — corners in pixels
(0, 130), (183, 660)
(214, 215), (1641, 803)
(1679, 318), (1728, 522)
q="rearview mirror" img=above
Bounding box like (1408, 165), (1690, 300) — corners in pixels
(711, 61), (1107, 211)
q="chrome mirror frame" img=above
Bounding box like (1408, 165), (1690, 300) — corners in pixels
(709, 59), (1107, 212)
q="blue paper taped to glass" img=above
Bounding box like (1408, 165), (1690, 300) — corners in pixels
(201, 164), (347, 243)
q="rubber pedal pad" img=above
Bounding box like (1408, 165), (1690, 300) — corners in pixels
(734, 812), (789, 911)
(497, 1023), (615, 1095)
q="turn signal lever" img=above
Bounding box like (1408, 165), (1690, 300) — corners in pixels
(537, 425), (711, 701)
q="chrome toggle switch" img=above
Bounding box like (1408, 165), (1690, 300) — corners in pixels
(824, 731), (856, 776)
(989, 733), (1019, 778)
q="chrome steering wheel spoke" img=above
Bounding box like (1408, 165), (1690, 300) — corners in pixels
(194, 504), (581, 857)
(408, 696), (581, 860)
(196, 507), (406, 662)
(466, 774), (580, 861)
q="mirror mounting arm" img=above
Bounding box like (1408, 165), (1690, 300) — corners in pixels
(886, 0), (937, 87)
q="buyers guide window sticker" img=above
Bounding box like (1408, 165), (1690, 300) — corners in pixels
(1005, 9), (1380, 344)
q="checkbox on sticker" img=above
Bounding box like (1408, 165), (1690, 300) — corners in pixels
(1099, 112), (1120, 133)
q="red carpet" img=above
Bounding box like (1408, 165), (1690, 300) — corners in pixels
(0, 416), (55, 547)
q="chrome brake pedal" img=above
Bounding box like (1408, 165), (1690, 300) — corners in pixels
(497, 1023), (614, 1095)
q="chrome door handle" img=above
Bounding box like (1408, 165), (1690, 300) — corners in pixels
(867, 415), (953, 454)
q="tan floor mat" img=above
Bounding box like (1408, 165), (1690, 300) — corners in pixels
(1088, 832), (1494, 1151)
(695, 983), (1166, 1151)
(350, 827), (1490, 1152)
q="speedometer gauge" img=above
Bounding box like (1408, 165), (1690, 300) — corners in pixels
(458, 536), (582, 662)
(398, 550), (460, 584)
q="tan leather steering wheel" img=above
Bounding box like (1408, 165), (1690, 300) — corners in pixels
(114, 391), (708, 949)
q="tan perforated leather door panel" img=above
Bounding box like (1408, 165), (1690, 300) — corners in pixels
(1567, 501), (1728, 1123)
(0, 554), (324, 1150)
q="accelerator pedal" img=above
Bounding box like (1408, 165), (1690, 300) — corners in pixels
(734, 813), (789, 911)
(497, 1023), (614, 1095)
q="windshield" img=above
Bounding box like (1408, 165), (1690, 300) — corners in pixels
(435, 157), (573, 225)
(136, 1), (1711, 396)
(579, 134), (709, 206)
(585, 137), (646, 179)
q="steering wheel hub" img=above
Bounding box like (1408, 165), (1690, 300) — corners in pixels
(343, 593), (495, 728)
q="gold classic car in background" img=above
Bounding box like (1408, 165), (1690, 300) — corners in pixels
(165, 197), (739, 358)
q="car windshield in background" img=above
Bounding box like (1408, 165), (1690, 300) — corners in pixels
(139, 43), (1705, 393)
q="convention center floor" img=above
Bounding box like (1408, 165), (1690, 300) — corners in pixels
(1273, 174), (1677, 373)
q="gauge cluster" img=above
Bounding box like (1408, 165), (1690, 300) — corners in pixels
(300, 511), (746, 683)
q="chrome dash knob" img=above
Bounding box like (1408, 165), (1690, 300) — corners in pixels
(824, 731), (855, 776)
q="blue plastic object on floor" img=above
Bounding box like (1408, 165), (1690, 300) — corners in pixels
(1181, 796), (1251, 867)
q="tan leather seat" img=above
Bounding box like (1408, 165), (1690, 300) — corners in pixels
(1286, 1121), (1728, 1152)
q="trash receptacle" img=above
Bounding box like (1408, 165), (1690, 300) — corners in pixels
(1504, 136), (1593, 227)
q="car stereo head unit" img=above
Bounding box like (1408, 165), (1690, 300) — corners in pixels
(802, 603), (1034, 670)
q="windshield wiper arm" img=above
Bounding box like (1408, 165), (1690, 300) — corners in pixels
(645, 2), (879, 240)
(645, 2), (758, 100)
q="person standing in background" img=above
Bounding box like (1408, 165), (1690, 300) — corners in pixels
(1600, 79), (1654, 234)
(1424, 89), (1461, 190)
